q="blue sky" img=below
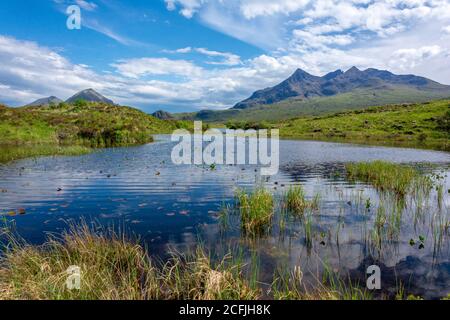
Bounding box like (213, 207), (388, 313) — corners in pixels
(1, 0), (450, 112)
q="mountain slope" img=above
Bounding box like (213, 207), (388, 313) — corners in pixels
(152, 110), (174, 120)
(234, 67), (450, 110)
(66, 89), (115, 105)
(26, 96), (63, 107)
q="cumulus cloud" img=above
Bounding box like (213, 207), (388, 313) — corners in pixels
(165, 0), (204, 18)
(240, 0), (310, 19)
(389, 45), (444, 69)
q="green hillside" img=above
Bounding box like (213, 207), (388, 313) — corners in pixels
(175, 86), (450, 122)
(0, 101), (187, 162)
(278, 99), (450, 151)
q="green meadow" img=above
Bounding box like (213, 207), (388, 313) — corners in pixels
(277, 100), (450, 151)
(0, 101), (190, 163)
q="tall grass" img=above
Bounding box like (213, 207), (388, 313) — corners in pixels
(235, 188), (274, 236)
(0, 222), (259, 300)
(346, 161), (433, 197)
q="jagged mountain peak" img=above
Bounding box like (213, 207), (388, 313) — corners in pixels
(323, 69), (344, 80)
(233, 67), (450, 109)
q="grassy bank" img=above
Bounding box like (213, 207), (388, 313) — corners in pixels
(0, 222), (372, 300)
(0, 101), (188, 163)
(277, 100), (450, 151)
(0, 145), (92, 163)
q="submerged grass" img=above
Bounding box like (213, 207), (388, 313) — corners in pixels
(271, 263), (372, 300)
(235, 188), (274, 236)
(346, 161), (433, 197)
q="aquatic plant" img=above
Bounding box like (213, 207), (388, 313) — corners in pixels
(346, 161), (433, 197)
(284, 185), (320, 214)
(271, 262), (372, 300)
(234, 187), (274, 236)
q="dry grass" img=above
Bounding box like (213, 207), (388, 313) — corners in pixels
(0, 222), (258, 300)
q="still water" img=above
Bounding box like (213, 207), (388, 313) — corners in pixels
(0, 137), (449, 298)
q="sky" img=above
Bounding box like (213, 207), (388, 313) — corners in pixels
(0, 0), (450, 113)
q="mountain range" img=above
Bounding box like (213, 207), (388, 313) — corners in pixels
(26, 89), (115, 107)
(173, 67), (450, 122)
(234, 66), (450, 109)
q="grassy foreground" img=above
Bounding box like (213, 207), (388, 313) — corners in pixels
(277, 100), (450, 151)
(0, 222), (375, 300)
(0, 101), (189, 163)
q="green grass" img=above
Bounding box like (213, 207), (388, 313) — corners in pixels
(345, 161), (433, 197)
(0, 101), (187, 163)
(235, 188), (274, 236)
(279, 100), (450, 151)
(0, 145), (92, 163)
(284, 185), (320, 214)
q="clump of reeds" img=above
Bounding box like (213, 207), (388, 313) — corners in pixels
(234, 187), (274, 235)
(284, 185), (320, 214)
(346, 161), (433, 197)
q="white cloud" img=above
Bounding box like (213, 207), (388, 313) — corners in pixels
(240, 0), (310, 19)
(75, 0), (97, 11)
(163, 47), (242, 66)
(165, 0), (204, 18)
(389, 45), (444, 69)
(112, 57), (203, 78)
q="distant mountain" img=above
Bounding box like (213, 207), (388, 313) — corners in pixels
(66, 89), (114, 105)
(234, 67), (450, 109)
(152, 110), (174, 120)
(26, 96), (63, 107)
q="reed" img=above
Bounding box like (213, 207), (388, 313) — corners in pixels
(284, 185), (320, 214)
(234, 188), (274, 236)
